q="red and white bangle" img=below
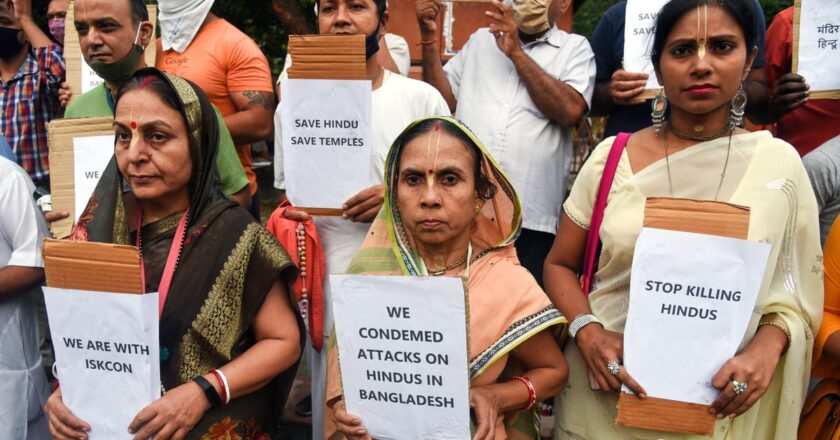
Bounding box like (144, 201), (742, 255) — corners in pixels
(211, 369), (231, 404)
(512, 375), (536, 411)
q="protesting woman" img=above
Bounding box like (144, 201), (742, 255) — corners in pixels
(328, 117), (567, 439)
(545, 1), (822, 439)
(44, 68), (304, 440)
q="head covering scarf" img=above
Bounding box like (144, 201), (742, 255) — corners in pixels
(158, 0), (215, 53)
(73, 68), (303, 439)
(327, 116), (564, 439)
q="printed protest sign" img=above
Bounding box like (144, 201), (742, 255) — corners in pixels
(72, 135), (114, 222)
(623, 228), (771, 405)
(331, 275), (470, 440)
(280, 78), (372, 212)
(44, 288), (160, 439)
(624, 0), (669, 97)
(794, 0), (840, 98)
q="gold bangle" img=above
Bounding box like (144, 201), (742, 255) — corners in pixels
(758, 313), (791, 354)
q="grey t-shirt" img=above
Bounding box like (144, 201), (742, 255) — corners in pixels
(803, 134), (840, 245)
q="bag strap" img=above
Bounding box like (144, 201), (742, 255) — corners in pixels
(580, 132), (630, 295)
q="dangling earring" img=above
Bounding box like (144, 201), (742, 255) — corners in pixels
(474, 201), (482, 217)
(651, 88), (668, 135)
(730, 85), (747, 128)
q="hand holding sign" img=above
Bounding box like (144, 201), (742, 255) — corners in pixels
(610, 70), (650, 106)
(575, 324), (647, 397)
(708, 324), (786, 419)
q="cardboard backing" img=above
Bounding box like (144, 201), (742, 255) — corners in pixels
(43, 239), (142, 294)
(47, 116), (115, 239)
(615, 197), (750, 437)
(286, 35), (365, 216)
(64, 1), (157, 100)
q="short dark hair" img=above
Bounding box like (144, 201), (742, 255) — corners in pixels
(129, 0), (148, 24)
(650, 0), (757, 67)
(397, 119), (497, 201)
(316, 0), (388, 23)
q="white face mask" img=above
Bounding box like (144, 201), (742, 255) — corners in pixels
(511, 0), (552, 35)
(158, 0), (215, 53)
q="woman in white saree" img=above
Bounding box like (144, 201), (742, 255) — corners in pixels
(546, 0), (823, 439)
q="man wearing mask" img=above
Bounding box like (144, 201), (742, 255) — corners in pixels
(46, 0), (66, 44)
(416, 0), (595, 286)
(273, 0), (450, 437)
(0, 0), (65, 188)
(156, 0), (275, 220)
(63, 0), (251, 207)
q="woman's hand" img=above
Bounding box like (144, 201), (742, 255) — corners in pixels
(470, 385), (500, 440)
(128, 381), (210, 440)
(709, 325), (786, 419)
(574, 324), (646, 397)
(343, 185), (384, 222)
(332, 399), (371, 439)
(45, 387), (92, 440)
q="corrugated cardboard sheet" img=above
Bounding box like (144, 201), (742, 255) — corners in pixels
(287, 35), (366, 80)
(63, 1), (157, 99)
(43, 239), (142, 294)
(615, 197), (750, 436)
(47, 117), (115, 239)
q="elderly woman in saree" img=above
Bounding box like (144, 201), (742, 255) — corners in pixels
(44, 68), (304, 440)
(545, 1), (822, 439)
(326, 116), (568, 440)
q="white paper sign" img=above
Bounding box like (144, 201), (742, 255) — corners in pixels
(281, 78), (372, 209)
(81, 60), (105, 94)
(624, 0), (669, 90)
(331, 275), (470, 440)
(73, 135), (114, 222)
(796, 0), (840, 93)
(44, 288), (160, 439)
(622, 228), (770, 405)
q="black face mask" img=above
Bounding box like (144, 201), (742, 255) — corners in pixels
(0, 27), (25, 58)
(365, 23), (381, 60)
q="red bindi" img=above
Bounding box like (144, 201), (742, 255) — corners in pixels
(427, 169), (434, 174)
(130, 121), (137, 129)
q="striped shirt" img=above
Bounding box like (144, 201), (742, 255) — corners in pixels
(0, 44), (64, 183)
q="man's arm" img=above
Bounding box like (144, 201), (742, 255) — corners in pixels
(12, 0), (52, 48)
(226, 90), (275, 145)
(486, 2), (588, 127)
(0, 266), (43, 299)
(416, 0), (457, 112)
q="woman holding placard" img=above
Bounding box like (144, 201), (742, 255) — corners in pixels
(327, 116), (568, 439)
(44, 68), (304, 440)
(545, 0), (822, 439)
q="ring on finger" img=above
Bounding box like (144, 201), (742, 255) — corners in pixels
(607, 360), (621, 377)
(732, 380), (748, 396)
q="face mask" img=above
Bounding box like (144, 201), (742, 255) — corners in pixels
(88, 23), (144, 83)
(48, 19), (65, 44)
(0, 27), (24, 58)
(365, 23), (381, 60)
(511, 0), (551, 35)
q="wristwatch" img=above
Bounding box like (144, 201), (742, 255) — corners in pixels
(568, 313), (603, 341)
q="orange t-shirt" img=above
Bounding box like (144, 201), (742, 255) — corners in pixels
(156, 18), (274, 195)
(814, 216), (840, 379)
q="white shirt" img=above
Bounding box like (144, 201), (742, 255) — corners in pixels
(274, 69), (450, 271)
(384, 33), (411, 77)
(0, 158), (50, 439)
(444, 26), (596, 234)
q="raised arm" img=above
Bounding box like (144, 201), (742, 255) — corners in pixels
(12, 0), (53, 48)
(485, 1), (590, 127)
(416, 0), (457, 112)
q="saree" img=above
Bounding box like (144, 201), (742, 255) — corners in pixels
(71, 68), (304, 440)
(325, 116), (565, 439)
(555, 131), (823, 439)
